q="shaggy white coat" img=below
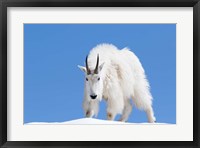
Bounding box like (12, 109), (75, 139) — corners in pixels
(78, 44), (156, 123)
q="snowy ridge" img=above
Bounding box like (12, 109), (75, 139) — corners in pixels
(26, 118), (168, 125)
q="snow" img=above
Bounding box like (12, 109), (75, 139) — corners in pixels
(26, 118), (168, 125)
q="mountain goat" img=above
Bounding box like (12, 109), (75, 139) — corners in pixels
(78, 44), (156, 123)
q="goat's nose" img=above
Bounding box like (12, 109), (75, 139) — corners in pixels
(90, 95), (97, 99)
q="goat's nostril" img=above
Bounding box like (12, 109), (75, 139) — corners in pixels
(90, 95), (97, 99)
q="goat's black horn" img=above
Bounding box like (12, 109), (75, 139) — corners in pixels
(85, 55), (91, 75)
(94, 54), (99, 74)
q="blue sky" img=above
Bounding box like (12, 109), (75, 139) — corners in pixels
(24, 24), (176, 124)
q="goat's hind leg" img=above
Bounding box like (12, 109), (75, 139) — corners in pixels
(133, 88), (156, 123)
(145, 106), (156, 123)
(119, 99), (132, 122)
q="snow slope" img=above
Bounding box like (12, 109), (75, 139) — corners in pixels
(26, 118), (167, 125)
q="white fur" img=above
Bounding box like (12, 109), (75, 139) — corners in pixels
(78, 43), (156, 123)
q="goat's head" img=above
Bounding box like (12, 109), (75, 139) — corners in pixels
(78, 54), (104, 100)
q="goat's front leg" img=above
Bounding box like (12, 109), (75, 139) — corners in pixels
(85, 110), (94, 118)
(83, 99), (99, 118)
(106, 91), (124, 121)
(107, 112), (116, 120)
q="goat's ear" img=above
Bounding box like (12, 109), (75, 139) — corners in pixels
(99, 63), (105, 72)
(78, 65), (86, 73)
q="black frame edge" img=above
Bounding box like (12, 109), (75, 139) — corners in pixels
(1, 0), (200, 148)
(0, 0), (198, 7)
(0, 1), (2, 146)
(194, 1), (200, 147)
(0, 1), (7, 147)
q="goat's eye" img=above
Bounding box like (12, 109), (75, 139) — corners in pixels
(98, 77), (100, 81)
(86, 78), (88, 81)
